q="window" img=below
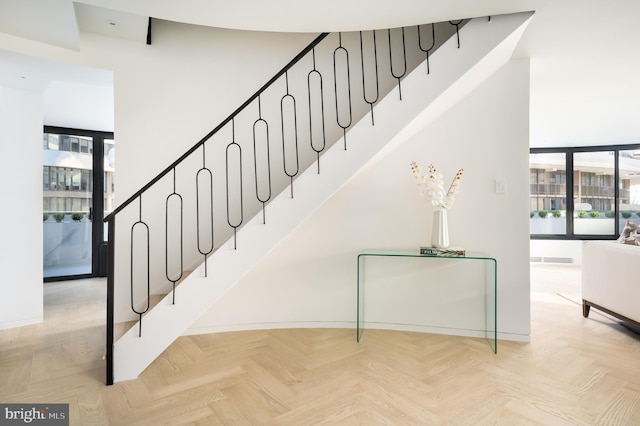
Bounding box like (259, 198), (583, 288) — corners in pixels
(530, 144), (640, 239)
(43, 134), (59, 150)
(619, 148), (640, 229)
(81, 170), (91, 191)
(64, 167), (72, 190)
(43, 126), (114, 280)
(43, 133), (91, 155)
(70, 169), (80, 191)
(43, 167), (50, 190)
(80, 138), (88, 153)
(573, 151), (615, 236)
(43, 166), (94, 193)
(530, 153), (566, 235)
(70, 137), (79, 152)
(61, 136), (71, 151)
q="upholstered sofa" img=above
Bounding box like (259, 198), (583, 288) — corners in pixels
(582, 240), (640, 327)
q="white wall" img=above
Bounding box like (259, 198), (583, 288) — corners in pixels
(43, 80), (113, 131)
(0, 86), (43, 329)
(108, 21), (466, 322)
(530, 240), (582, 264)
(107, 22), (323, 317)
(188, 59), (532, 341)
(0, 22), (324, 322)
(0, 39), (112, 330)
(112, 20), (317, 198)
(0, 19), (530, 340)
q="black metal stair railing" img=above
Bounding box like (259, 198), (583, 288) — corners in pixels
(104, 19), (469, 385)
(308, 47), (326, 173)
(165, 168), (183, 304)
(281, 72), (300, 198)
(333, 33), (352, 150)
(196, 145), (215, 275)
(226, 120), (243, 250)
(388, 28), (407, 100)
(130, 197), (149, 338)
(253, 100), (272, 223)
(418, 23), (436, 74)
(359, 30), (379, 125)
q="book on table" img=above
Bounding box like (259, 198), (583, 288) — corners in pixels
(419, 246), (466, 256)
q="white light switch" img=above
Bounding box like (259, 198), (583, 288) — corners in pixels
(495, 178), (506, 194)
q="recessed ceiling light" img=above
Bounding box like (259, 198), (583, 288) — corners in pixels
(105, 20), (118, 27)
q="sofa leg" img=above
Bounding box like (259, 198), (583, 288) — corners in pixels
(582, 301), (591, 318)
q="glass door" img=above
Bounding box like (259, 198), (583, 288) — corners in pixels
(43, 127), (114, 280)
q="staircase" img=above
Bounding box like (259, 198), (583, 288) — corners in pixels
(106, 11), (534, 384)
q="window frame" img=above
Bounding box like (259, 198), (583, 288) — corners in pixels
(43, 126), (114, 281)
(530, 144), (640, 240)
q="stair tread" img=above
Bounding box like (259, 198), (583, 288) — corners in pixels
(114, 293), (170, 342)
(176, 270), (194, 285)
(114, 320), (137, 341)
(149, 293), (165, 308)
(113, 272), (195, 342)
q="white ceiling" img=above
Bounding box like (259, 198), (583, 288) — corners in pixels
(0, 0), (639, 145)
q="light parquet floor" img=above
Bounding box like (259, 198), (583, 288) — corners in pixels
(2, 264), (640, 425)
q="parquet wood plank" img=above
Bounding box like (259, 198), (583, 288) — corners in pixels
(274, 385), (369, 425)
(237, 359), (297, 412)
(210, 383), (279, 425)
(2, 267), (640, 424)
(247, 346), (308, 387)
(145, 360), (244, 401)
(1, 357), (32, 396)
(596, 384), (640, 425)
(77, 391), (110, 426)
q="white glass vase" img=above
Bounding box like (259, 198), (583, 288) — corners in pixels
(431, 208), (450, 248)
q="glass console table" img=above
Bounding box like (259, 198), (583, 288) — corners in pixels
(357, 249), (497, 353)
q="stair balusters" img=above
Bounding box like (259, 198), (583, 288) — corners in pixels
(105, 20), (468, 385)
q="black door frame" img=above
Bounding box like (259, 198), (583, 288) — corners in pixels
(44, 125), (114, 281)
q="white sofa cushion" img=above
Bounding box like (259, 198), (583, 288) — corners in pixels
(582, 240), (640, 323)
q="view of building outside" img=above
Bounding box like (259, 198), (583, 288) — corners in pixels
(573, 151), (615, 235)
(103, 138), (115, 242)
(43, 132), (115, 277)
(530, 152), (567, 235)
(619, 149), (640, 207)
(530, 149), (640, 236)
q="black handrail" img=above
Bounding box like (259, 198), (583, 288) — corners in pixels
(103, 32), (330, 223)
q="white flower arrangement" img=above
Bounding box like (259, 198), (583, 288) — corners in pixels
(410, 161), (464, 209)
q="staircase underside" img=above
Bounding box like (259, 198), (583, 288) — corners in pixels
(113, 11), (534, 383)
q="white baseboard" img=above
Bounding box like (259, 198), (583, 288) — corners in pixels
(0, 316), (43, 330)
(182, 321), (530, 343)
